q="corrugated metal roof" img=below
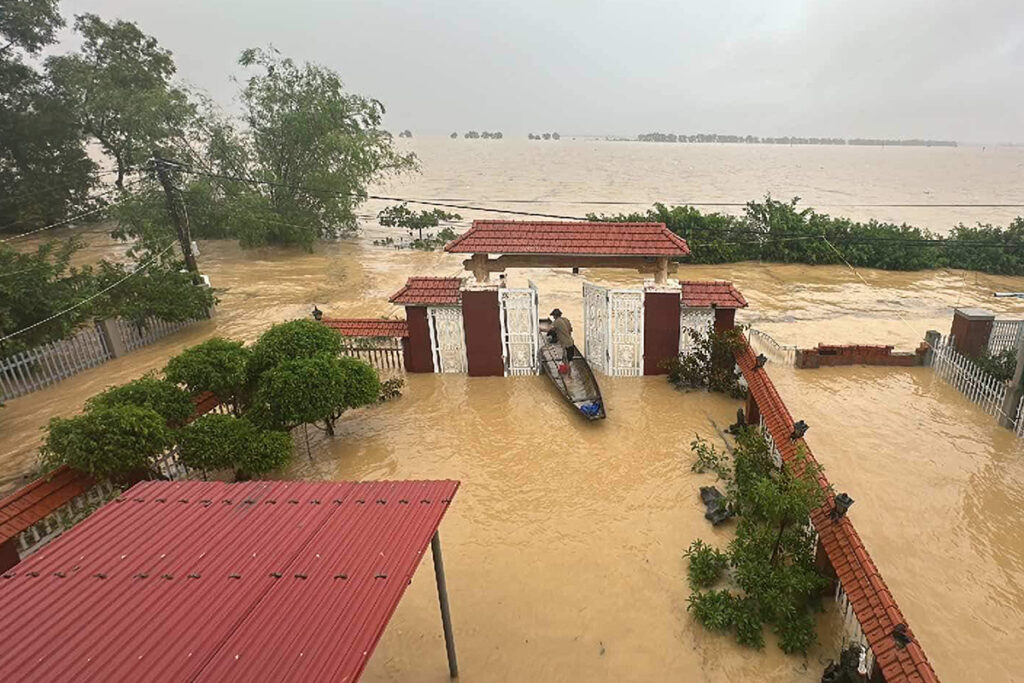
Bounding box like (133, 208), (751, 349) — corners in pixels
(322, 318), (410, 338)
(444, 220), (691, 256)
(0, 479), (459, 682)
(680, 281), (748, 309)
(735, 340), (938, 683)
(388, 277), (463, 306)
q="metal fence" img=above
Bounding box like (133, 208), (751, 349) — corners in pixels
(932, 335), (1008, 420)
(0, 325), (112, 401)
(1, 313), (209, 402)
(988, 320), (1024, 355)
(340, 339), (405, 373)
(748, 327), (798, 366)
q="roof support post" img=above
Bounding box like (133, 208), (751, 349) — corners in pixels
(431, 530), (459, 677)
(654, 257), (669, 285)
(470, 253), (489, 282)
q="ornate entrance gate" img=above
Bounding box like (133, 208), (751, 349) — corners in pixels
(499, 284), (539, 375)
(583, 283), (645, 377)
(583, 282), (609, 374)
(427, 306), (468, 373)
(679, 307), (715, 355)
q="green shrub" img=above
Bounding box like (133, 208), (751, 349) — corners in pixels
(248, 319), (343, 379)
(86, 374), (194, 427)
(733, 597), (766, 649)
(165, 337), (251, 409)
(774, 609), (817, 655)
(178, 413), (292, 478)
(666, 324), (747, 398)
(687, 590), (735, 632)
(40, 404), (171, 478)
(684, 539), (730, 589)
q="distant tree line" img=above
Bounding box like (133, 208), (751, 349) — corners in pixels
(455, 131), (503, 139)
(594, 196), (1024, 275)
(528, 132), (560, 140)
(636, 133), (957, 147)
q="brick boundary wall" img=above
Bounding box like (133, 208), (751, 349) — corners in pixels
(737, 339), (939, 682)
(795, 344), (929, 369)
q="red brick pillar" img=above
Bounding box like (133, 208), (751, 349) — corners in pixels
(644, 289), (681, 375)
(950, 308), (994, 358)
(0, 538), (21, 573)
(462, 288), (504, 377)
(714, 307), (736, 334)
(404, 306), (435, 373)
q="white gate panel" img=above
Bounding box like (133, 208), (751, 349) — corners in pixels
(583, 282), (609, 374)
(608, 289), (644, 376)
(680, 307), (715, 355)
(427, 306), (468, 374)
(499, 286), (539, 375)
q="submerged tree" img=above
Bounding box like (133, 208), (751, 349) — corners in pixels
(164, 337), (251, 413)
(177, 413), (291, 478)
(86, 374), (194, 427)
(377, 202), (461, 250)
(685, 429), (829, 654)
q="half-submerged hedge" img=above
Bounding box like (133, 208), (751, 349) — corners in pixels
(594, 196), (1024, 275)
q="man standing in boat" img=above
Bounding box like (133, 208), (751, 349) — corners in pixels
(550, 309), (577, 377)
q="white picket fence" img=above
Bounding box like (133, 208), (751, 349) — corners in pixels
(748, 327), (798, 366)
(0, 325), (112, 401)
(14, 479), (119, 559)
(1, 313), (208, 402)
(988, 320), (1024, 355)
(931, 336), (1008, 420)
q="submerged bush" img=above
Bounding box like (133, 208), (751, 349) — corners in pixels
(665, 324), (747, 398)
(86, 374), (194, 427)
(41, 404), (171, 478)
(684, 539), (730, 589)
(687, 589), (735, 632)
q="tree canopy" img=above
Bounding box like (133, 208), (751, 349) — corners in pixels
(177, 413), (291, 477)
(85, 374), (194, 427)
(248, 318), (344, 379)
(163, 337), (251, 410)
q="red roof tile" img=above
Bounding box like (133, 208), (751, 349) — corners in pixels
(0, 479), (460, 683)
(322, 318), (410, 338)
(735, 339), (939, 683)
(0, 466), (96, 545)
(389, 277), (463, 306)
(444, 220), (691, 256)
(681, 281), (748, 308)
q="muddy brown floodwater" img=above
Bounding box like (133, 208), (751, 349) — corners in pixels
(5, 227), (1024, 680)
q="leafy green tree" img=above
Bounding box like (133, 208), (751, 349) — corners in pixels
(248, 318), (343, 380)
(0, 239), (96, 355)
(86, 374), (194, 427)
(164, 337), (251, 412)
(40, 403), (171, 478)
(377, 202), (461, 249)
(0, 0), (96, 233)
(46, 13), (193, 189)
(177, 413), (291, 477)
(684, 429), (829, 655)
(196, 47), (417, 250)
(90, 258), (215, 330)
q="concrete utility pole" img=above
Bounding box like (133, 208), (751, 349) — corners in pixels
(152, 155), (201, 284)
(994, 293), (1024, 428)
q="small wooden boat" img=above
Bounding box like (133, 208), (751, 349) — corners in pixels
(538, 320), (606, 420)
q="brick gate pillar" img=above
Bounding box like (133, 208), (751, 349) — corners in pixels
(643, 282), (681, 375)
(461, 285), (504, 377)
(403, 306), (435, 373)
(950, 308), (994, 358)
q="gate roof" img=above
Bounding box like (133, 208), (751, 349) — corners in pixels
(0, 479), (459, 683)
(445, 220), (690, 257)
(322, 318), (410, 337)
(389, 277), (463, 305)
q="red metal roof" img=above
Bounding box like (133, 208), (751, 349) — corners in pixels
(0, 466), (96, 545)
(735, 341), (938, 683)
(0, 479), (459, 682)
(388, 277), (463, 305)
(444, 220), (691, 256)
(681, 281), (748, 308)
(322, 318), (410, 338)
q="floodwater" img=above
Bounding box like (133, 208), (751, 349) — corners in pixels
(4, 139), (1024, 680)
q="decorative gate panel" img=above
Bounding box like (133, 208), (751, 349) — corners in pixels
(499, 286), (539, 375)
(583, 282), (609, 374)
(680, 307), (715, 355)
(427, 306), (468, 373)
(608, 289), (644, 376)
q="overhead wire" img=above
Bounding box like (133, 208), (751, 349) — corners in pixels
(0, 241), (176, 343)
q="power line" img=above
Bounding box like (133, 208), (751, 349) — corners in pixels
(0, 242), (175, 344)
(0, 180), (149, 243)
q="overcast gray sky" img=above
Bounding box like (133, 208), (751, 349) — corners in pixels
(55, 0), (1024, 142)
